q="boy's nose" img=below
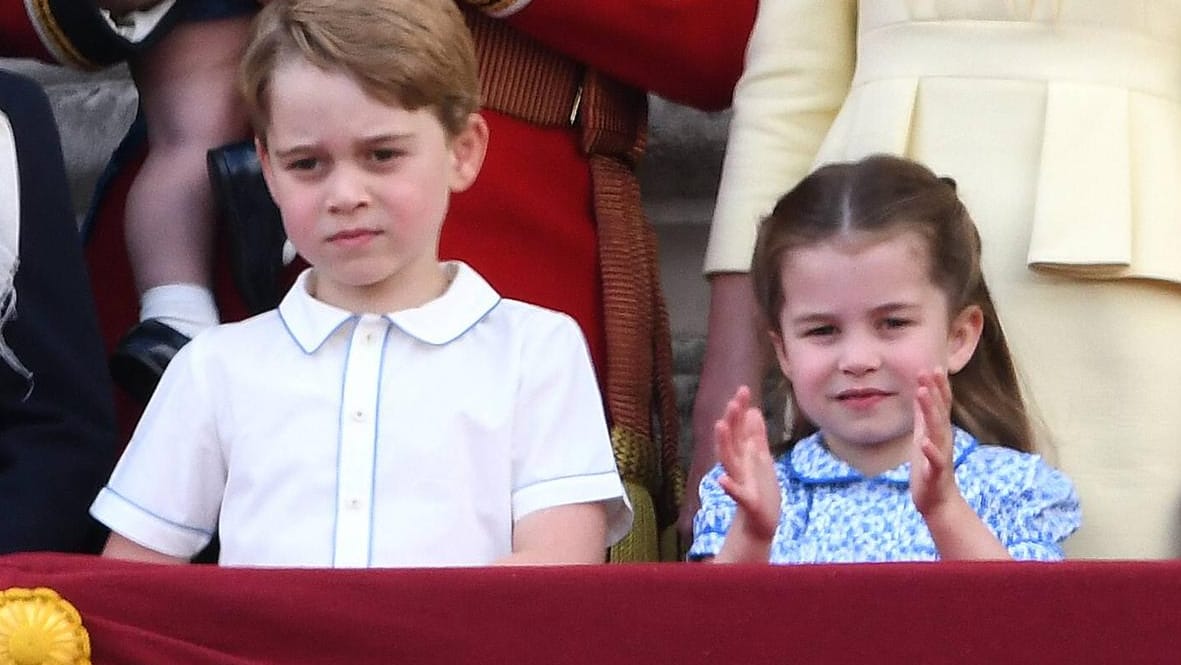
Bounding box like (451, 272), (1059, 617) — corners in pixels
(325, 167), (369, 213)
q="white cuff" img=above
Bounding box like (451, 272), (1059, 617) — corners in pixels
(101, 0), (177, 44)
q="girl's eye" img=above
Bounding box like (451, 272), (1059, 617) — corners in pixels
(882, 317), (911, 329)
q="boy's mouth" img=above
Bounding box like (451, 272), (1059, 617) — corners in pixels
(328, 228), (381, 243)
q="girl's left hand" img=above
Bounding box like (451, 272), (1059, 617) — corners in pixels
(909, 369), (959, 516)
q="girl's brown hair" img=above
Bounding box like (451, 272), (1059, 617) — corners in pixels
(751, 154), (1034, 453)
(239, 0), (480, 141)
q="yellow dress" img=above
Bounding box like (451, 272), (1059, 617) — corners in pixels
(707, 0), (1181, 559)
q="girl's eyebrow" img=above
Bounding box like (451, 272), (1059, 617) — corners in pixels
(788, 301), (920, 323)
(788, 311), (833, 326)
(871, 301), (921, 314)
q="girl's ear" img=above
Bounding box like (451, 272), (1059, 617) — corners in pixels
(448, 113), (489, 193)
(947, 304), (984, 374)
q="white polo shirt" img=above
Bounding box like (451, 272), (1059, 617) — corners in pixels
(91, 262), (632, 567)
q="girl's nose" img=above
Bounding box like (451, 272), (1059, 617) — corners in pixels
(837, 339), (881, 376)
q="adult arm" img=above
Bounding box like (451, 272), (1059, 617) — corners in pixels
(0, 71), (118, 554)
(460, 0), (758, 110)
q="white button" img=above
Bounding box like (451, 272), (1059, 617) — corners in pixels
(346, 498), (363, 510)
(352, 409), (365, 422)
(364, 333), (374, 344)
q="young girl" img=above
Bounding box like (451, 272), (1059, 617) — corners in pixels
(689, 155), (1080, 564)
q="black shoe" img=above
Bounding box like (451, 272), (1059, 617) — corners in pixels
(207, 140), (288, 315)
(109, 320), (191, 403)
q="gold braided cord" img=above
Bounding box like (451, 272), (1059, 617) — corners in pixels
(610, 425), (661, 495)
(608, 481), (659, 563)
(29, 0), (96, 70)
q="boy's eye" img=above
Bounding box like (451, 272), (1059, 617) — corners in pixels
(287, 157), (318, 171)
(882, 317), (911, 329)
(371, 148), (402, 162)
(803, 325), (836, 337)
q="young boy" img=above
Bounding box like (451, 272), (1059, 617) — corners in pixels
(90, 0), (632, 567)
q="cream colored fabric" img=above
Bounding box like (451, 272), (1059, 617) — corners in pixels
(709, 0), (1181, 559)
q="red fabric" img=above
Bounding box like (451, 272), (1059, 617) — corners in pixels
(2, 552), (1179, 664)
(508, 0), (758, 110)
(442, 110), (604, 374)
(0, 2), (53, 61)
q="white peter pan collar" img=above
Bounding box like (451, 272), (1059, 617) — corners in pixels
(277, 261), (501, 353)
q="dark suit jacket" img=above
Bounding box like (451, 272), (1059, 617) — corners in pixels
(0, 70), (116, 554)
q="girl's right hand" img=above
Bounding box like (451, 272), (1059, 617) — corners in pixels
(714, 385), (781, 542)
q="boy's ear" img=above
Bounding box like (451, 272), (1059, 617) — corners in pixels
(448, 113), (489, 193)
(947, 304), (984, 374)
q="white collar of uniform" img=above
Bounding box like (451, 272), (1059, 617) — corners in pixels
(277, 261), (502, 353)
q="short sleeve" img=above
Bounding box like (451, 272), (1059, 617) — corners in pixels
(509, 311), (632, 545)
(987, 456), (1082, 561)
(687, 464), (737, 560)
(89, 335), (225, 558)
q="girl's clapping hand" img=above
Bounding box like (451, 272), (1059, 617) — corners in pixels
(909, 369), (959, 517)
(714, 386), (781, 541)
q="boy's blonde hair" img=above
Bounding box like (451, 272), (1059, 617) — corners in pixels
(239, 0), (480, 140)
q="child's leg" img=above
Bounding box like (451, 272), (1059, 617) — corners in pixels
(124, 16), (252, 337)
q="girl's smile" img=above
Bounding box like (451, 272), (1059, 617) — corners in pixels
(833, 387), (894, 411)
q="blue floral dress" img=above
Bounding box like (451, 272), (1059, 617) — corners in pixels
(689, 428), (1081, 563)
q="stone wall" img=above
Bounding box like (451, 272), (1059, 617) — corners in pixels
(1, 58), (731, 463)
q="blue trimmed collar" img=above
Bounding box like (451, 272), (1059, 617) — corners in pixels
(277, 261), (501, 353)
(786, 427), (979, 485)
